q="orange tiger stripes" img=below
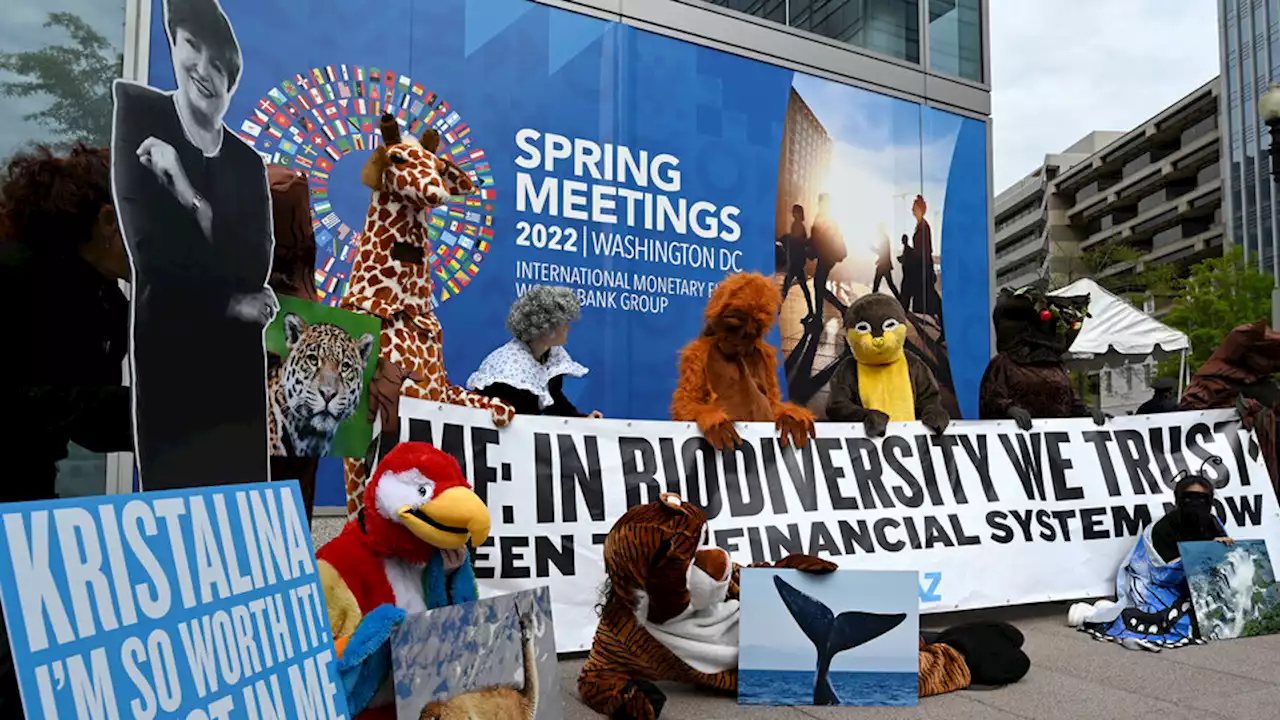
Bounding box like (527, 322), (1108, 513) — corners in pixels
(577, 494), (977, 717)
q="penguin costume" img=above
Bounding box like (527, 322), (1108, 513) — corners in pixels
(826, 293), (950, 436)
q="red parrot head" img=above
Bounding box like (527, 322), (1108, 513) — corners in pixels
(364, 443), (490, 555)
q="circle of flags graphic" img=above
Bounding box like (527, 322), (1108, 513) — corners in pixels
(239, 64), (497, 307)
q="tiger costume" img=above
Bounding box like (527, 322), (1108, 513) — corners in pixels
(578, 494), (1011, 718)
(268, 312), (376, 458)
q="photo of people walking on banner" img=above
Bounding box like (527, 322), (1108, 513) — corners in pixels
(775, 74), (957, 421)
(111, 0), (276, 490)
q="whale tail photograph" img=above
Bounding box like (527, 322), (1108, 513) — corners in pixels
(738, 569), (919, 707)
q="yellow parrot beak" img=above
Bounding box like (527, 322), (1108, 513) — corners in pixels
(398, 486), (491, 550)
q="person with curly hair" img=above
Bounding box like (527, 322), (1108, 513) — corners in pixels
(0, 142), (133, 716)
(466, 285), (603, 418)
(0, 144), (133, 500)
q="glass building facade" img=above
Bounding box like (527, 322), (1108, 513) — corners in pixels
(708, 0), (984, 82)
(1220, 0), (1280, 279)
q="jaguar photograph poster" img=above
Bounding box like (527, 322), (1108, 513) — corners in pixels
(264, 296), (379, 458)
(144, 0), (991, 507)
(113, 0), (277, 489)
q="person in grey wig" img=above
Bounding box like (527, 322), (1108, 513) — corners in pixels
(467, 285), (603, 418)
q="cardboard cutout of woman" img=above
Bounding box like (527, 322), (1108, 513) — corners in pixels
(111, 0), (276, 489)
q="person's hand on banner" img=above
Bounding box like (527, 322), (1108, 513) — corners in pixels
(1007, 406), (1034, 431)
(227, 288), (278, 325)
(1216, 537), (1235, 546)
(1090, 408), (1107, 427)
(369, 357), (423, 436)
(588, 410), (604, 419)
(863, 409), (890, 437)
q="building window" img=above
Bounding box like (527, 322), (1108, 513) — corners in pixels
(928, 0), (982, 81)
(711, 0), (787, 23)
(710, 0), (924, 65)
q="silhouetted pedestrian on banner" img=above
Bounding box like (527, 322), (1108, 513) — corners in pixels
(872, 222), (899, 298)
(781, 203), (814, 317)
(899, 232), (920, 312)
(809, 193), (847, 321)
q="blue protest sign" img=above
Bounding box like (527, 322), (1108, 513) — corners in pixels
(0, 481), (349, 720)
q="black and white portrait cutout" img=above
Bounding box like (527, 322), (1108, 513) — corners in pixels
(111, 0), (276, 490)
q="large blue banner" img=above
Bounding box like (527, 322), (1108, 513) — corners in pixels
(0, 481), (348, 719)
(145, 0), (990, 506)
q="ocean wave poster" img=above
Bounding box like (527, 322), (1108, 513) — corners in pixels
(738, 568), (919, 707)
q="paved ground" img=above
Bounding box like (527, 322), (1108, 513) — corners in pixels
(310, 520), (1280, 720)
(556, 602), (1280, 720)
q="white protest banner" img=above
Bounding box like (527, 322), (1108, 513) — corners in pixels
(0, 481), (348, 719)
(383, 401), (1280, 653)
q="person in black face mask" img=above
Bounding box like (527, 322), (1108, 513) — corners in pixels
(1069, 460), (1233, 651)
(1150, 474), (1233, 564)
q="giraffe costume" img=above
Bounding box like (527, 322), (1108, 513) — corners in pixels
(339, 114), (513, 517)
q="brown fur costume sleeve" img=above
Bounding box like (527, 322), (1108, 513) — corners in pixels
(671, 273), (814, 448)
(727, 553), (838, 600)
(758, 342), (818, 446)
(826, 358), (872, 422)
(909, 354), (951, 432)
(671, 337), (729, 427)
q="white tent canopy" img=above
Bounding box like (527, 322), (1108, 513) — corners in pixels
(1048, 278), (1190, 379)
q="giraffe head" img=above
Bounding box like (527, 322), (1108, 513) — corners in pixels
(360, 113), (477, 209)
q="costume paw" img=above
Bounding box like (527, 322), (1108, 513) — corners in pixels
(922, 410), (950, 435)
(696, 410), (741, 450)
(1008, 406), (1033, 431)
(863, 410), (890, 437)
(617, 678), (667, 719)
(775, 407), (816, 448)
(490, 401), (515, 427)
(775, 553), (839, 573)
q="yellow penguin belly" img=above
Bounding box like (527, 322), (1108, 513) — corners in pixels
(856, 357), (916, 422)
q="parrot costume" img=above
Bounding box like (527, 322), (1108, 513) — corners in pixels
(317, 442), (490, 719)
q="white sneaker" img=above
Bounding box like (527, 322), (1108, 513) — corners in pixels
(1067, 602), (1092, 627)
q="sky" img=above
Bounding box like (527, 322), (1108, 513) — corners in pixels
(990, 0), (1221, 193)
(792, 72), (959, 275)
(739, 568), (919, 673)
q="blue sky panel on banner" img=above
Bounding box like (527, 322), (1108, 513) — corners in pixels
(145, 0), (990, 445)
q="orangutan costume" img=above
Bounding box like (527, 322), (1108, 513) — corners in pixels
(671, 272), (814, 449)
(979, 285), (1103, 430)
(1180, 320), (1280, 493)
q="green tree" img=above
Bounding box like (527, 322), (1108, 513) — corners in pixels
(0, 12), (122, 151)
(1079, 237), (1177, 303)
(1156, 246), (1274, 378)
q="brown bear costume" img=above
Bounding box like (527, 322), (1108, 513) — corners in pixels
(979, 285), (1103, 430)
